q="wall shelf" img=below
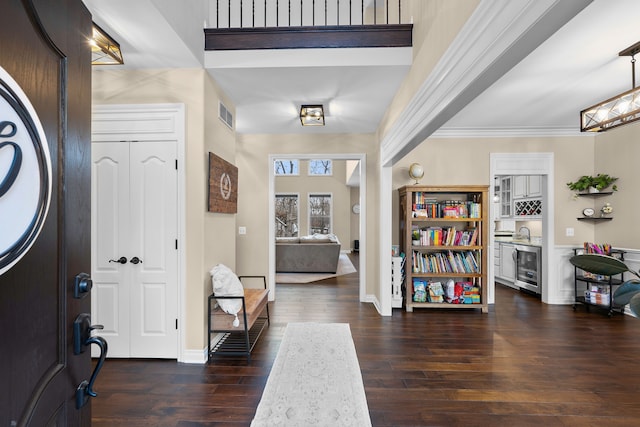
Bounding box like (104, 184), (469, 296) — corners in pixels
(577, 217), (612, 222)
(575, 191), (614, 197)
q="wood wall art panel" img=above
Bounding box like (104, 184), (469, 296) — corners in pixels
(208, 152), (237, 213)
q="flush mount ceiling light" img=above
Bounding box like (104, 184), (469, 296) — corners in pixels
(581, 41), (640, 132)
(90, 22), (124, 65)
(299, 105), (325, 126)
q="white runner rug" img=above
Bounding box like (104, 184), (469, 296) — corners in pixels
(251, 323), (372, 427)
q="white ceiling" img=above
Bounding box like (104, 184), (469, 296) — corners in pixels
(84, 0), (640, 137)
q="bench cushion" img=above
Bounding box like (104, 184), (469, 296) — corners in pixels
(211, 288), (269, 331)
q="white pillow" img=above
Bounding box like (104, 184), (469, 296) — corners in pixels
(210, 264), (244, 327)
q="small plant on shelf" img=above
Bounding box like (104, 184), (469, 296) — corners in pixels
(566, 174), (618, 194)
(570, 254), (640, 315)
(412, 230), (420, 245)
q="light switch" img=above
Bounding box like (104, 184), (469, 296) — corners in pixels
(566, 227), (574, 237)
(238, 226), (247, 235)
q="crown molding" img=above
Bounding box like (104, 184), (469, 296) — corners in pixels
(431, 126), (590, 139)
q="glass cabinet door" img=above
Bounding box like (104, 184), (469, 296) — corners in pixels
(500, 176), (512, 217)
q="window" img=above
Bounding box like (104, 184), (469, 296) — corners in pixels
(308, 159), (332, 176)
(308, 194), (332, 234)
(274, 159), (299, 176)
(275, 194), (299, 237)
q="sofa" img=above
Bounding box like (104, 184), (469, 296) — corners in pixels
(276, 234), (341, 273)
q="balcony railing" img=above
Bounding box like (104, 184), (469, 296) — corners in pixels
(212, 0), (404, 28)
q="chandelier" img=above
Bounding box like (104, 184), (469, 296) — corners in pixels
(580, 41), (640, 132)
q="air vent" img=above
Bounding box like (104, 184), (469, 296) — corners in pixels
(219, 102), (233, 129)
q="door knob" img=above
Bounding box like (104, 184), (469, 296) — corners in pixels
(109, 256), (127, 264)
(130, 256), (142, 265)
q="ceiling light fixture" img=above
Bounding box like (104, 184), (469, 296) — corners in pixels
(299, 105), (325, 126)
(580, 41), (640, 132)
(90, 22), (124, 65)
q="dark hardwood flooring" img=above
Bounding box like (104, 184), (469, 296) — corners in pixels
(92, 254), (640, 426)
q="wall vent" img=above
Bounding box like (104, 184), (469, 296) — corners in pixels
(219, 102), (233, 129)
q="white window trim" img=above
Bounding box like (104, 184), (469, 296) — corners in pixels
(307, 159), (333, 176)
(307, 192), (333, 235)
(275, 192), (300, 237)
(274, 158), (300, 176)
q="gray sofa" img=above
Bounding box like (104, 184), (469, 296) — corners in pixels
(276, 234), (341, 273)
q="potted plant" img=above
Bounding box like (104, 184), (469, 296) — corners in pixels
(412, 230), (421, 246)
(566, 174), (618, 194)
(570, 254), (640, 315)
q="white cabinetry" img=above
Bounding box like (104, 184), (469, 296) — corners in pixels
(513, 175), (542, 199)
(496, 242), (515, 285)
(499, 176), (512, 217)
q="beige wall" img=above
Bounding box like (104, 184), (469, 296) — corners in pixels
(275, 160), (352, 248)
(391, 131), (640, 253)
(236, 133), (379, 295)
(593, 120), (640, 249)
(378, 0), (479, 139)
(92, 68), (237, 352)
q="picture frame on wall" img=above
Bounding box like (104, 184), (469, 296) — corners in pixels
(208, 152), (238, 213)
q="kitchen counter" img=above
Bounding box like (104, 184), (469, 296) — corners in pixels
(495, 236), (542, 247)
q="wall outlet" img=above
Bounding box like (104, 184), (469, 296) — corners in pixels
(238, 226), (246, 235)
(566, 227), (574, 237)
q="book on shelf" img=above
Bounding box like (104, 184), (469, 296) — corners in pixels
(428, 281), (444, 303)
(412, 226), (478, 246)
(411, 195), (482, 219)
(412, 250), (480, 274)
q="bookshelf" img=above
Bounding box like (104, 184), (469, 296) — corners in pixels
(398, 185), (488, 313)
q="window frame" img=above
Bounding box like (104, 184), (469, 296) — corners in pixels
(307, 193), (333, 235)
(307, 159), (333, 176)
(274, 193), (300, 237)
(274, 159), (300, 176)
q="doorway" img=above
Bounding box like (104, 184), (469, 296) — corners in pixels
(490, 153), (555, 304)
(268, 154), (367, 302)
(91, 104), (186, 359)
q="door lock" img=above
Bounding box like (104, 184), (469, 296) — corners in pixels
(130, 256), (142, 265)
(73, 273), (93, 299)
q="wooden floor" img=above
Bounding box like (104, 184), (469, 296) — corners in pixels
(92, 254), (640, 426)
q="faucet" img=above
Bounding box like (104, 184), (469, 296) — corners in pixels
(518, 226), (531, 241)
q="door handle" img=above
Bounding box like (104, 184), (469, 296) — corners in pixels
(73, 313), (108, 408)
(130, 256), (142, 265)
(109, 256), (127, 264)
(76, 336), (108, 408)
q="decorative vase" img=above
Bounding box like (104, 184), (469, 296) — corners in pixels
(588, 186), (600, 193)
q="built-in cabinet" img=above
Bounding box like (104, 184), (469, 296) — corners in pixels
(499, 175), (542, 219)
(495, 242), (516, 286)
(500, 176), (512, 217)
(399, 185), (488, 314)
(513, 175), (542, 199)
(499, 242), (516, 283)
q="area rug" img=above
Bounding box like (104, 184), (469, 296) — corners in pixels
(251, 322), (372, 427)
(275, 254), (356, 284)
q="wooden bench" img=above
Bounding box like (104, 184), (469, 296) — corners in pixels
(207, 276), (270, 362)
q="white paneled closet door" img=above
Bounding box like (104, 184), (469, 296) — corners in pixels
(92, 141), (178, 358)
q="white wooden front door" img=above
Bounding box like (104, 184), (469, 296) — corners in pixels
(92, 141), (178, 358)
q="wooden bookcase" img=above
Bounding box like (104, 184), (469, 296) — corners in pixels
(398, 185), (488, 313)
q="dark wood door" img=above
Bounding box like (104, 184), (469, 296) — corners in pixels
(0, 0), (93, 425)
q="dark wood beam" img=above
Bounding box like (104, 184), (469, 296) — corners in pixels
(204, 24), (412, 50)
